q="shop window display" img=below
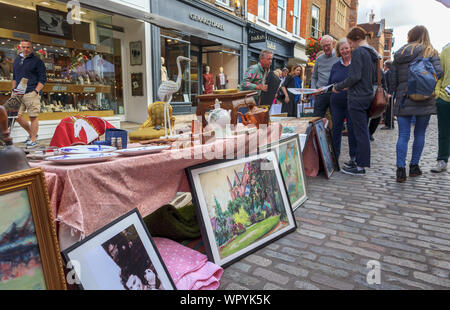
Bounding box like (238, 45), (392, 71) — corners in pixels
(0, 1), (124, 116)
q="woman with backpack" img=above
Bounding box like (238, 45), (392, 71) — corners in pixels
(390, 25), (443, 182)
(281, 65), (303, 117)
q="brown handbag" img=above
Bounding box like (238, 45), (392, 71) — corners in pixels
(369, 59), (388, 118)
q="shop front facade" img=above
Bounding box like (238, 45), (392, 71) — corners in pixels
(0, 0), (152, 140)
(150, 0), (247, 115)
(247, 24), (295, 71)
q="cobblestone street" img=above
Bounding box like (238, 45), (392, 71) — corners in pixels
(219, 116), (450, 290)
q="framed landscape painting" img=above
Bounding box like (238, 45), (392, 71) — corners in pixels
(62, 209), (176, 290)
(0, 168), (66, 290)
(259, 134), (308, 211)
(186, 152), (297, 268)
(313, 119), (338, 179)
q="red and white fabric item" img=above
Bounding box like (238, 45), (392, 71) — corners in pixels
(49, 115), (115, 148)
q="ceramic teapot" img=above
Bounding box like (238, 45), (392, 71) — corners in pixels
(207, 99), (231, 137)
(0, 105), (31, 174)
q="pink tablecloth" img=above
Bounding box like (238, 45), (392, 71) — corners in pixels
(33, 125), (282, 244)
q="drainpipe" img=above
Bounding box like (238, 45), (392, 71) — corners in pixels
(325, 0), (331, 35)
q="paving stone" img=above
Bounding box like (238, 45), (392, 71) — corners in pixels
(263, 249), (296, 263)
(276, 237), (309, 250)
(295, 260), (350, 278)
(310, 273), (355, 290)
(338, 231), (368, 242)
(324, 242), (382, 260)
(274, 264), (309, 278)
(429, 259), (450, 270)
(385, 276), (434, 290)
(294, 280), (320, 290)
(330, 236), (354, 246)
(244, 255), (272, 267)
(291, 233), (326, 246)
(300, 223), (337, 235)
(231, 262), (252, 273)
(413, 271), (450, 288)
(382, 256), (428, 272)
(224, 270), (261, 287)
(281, 247), (317, 261)
(263, 282), (288, 290)
(389, 250), (427, 263)
(297, 229), (326, 240)
(431, 268), (450, 279)
(309, 246), (355, 261)
(318, 256), (366, 274)
(353, 274), (407, 290)
(253, 268), (289, 286)
(225, 283), (250, 290)
(370, 238), (422, 253)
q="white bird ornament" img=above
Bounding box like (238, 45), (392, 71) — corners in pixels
(157, 56), (191, 138)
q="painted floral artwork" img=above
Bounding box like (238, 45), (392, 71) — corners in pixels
(198, 156), (292, 260)
(277, 140), (306, 209)
(0, 190), (46, 290)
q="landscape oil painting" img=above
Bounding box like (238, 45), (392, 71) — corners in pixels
(187, 152), (296, 267)
(0, 189), (46, 290)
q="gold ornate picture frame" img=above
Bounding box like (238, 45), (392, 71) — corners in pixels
(0, 168), (66, 290)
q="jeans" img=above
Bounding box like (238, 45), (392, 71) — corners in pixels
(396, 115), (431, 167)
(436, 98), (450, 163)
(330, 100), (357, 161)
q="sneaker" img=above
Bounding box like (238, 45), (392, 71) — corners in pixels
(431, 160), (447, 173)
(24, 135), (38, 143)
(343, 160), (357, 169)
(370, 135), (375, 141)
(409, 164), (422, 177)
(26, 141), (39, 149)
(341, 166), (366, 176)
(396, 167), (407, 183)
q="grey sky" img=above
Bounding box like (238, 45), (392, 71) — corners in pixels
(357, 0), (450, 55)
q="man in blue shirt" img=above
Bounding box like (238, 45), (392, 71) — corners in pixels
(12, 40), (47, 148)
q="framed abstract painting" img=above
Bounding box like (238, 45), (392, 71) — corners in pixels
(259, 134), (308, 211)
(186, 152), (297, 268)
(62, 209), (176, 290)
(0, 168), (66, 290)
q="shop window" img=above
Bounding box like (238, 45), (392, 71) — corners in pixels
(311, 5), (320, 39)
(293, 0), (301, 36)
(0, 1), (125, 116)
(160, 30), (191, 103)
(277, 0), (286, 29)
(202, 46), (240, 94)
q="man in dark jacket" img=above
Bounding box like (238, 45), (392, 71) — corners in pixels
(11, 40), (47, 148)
(381, 60), (394, 129)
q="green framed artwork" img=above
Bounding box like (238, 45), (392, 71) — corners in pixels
(259, 134), (308, 211)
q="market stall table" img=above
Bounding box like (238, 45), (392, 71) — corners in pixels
(32, 124), (282, 250)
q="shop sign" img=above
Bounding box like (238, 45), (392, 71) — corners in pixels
(83, 87), (96, 92)
(82, 43), (97, 51)
(51, 38), (67, 46)
(267, 41), (277, 51)
(248, 29), (266, 44)
(13, 32), (30, 41)
(189, 13), (224, 31)
(52, 86), (67, 91)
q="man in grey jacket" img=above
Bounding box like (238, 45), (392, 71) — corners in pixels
(311, 35), (339, 117)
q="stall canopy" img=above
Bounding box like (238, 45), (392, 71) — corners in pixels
(77, 0), (209, 37)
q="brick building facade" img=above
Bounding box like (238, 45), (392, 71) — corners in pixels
(358, 14), (394, 62)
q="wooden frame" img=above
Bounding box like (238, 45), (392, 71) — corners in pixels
(129, 41), (142, 66)
(0, 168), (66, 290)
(36, 6), (73, 40)
(186, 152), (297, 268)
(62, 209), (176, 290)
(312, 119), (338, 179)
(131, 73), (144, 96)
(259, 134), (308, 211)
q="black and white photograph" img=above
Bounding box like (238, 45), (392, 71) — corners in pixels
(129, 41), (142, 66)
(62, 209), (175, 290)
(36, 6), (73, 39)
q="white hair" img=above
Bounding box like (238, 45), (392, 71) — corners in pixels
(320, 35), (334, 45)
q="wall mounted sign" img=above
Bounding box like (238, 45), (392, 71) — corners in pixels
(267, 41), (277, 51)
(189, 13), (224, 31)
(131, 73), (144, 96)
(248, 29), (266, 44)
(129, 41), (142, 66)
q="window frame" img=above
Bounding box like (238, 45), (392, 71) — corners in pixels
(258, 0), (269, 21)
(311, 5), (320, 39)
(277, 0), (287, 29)
(293, 0), (302, 36)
